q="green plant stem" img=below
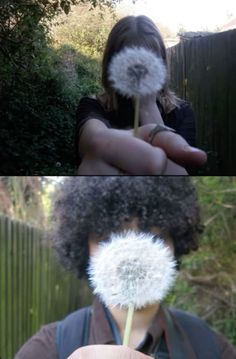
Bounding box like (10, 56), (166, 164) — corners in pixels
(133, 96), (140, 137)
(123, 304), (135, 346)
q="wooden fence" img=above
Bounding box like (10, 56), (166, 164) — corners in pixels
(0, 215), (92, 359)
(167, 29), (236, 174)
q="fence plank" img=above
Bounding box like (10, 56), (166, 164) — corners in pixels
(0, 217), (7, 355)
(0, 215), (93, 359)
(6, 217), (12, 358)
(167, 29), (236, 174)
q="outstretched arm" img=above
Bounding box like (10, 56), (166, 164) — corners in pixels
(77, 119), (206, 175)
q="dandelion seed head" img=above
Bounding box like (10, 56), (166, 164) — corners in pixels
(88, 230), (177, 309)
(108, 47), (167, 98)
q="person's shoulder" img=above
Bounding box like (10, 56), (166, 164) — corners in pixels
(171, 100), (195, 129)
(214, 331), (236, 358)
(77, 95), (108, 115)
(78, 95), (100, 106)
(170, 308), (236, 357)
(14, 322), (57, 359)
(170, 307), (210, 330)
(173, 99), (194, 113)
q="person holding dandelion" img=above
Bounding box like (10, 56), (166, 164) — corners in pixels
(15, 177), (236, 359)
(76, 16), (207, 175)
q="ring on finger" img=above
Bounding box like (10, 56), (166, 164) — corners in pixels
(148, 124), (176, 145)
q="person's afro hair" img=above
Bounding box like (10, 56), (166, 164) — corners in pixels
(51, 176), (203, 279)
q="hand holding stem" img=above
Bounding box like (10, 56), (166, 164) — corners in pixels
(134, 94), (164, 136)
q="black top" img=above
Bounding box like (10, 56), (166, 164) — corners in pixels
(75, 96), (196, 165)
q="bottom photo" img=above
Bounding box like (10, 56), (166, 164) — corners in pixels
(0, 176), (236, 359)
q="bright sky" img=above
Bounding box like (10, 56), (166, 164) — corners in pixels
(118, 0), (236, 33)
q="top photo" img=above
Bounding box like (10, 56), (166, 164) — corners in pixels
(1, 0), (236, 175)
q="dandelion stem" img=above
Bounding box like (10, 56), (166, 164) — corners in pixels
(123, 304), (135, 346)
(134, 96), (140, 137)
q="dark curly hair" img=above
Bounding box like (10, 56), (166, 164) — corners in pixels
(51, 176), (203, 279)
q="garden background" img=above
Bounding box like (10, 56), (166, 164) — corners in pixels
(0, 176), (236, 358)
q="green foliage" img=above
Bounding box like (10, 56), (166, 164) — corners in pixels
(1, 54), (75, 174)
(0, 0), (119, 174)
(0, 177), (46, 226)
(54, 44), (102, 94)
(166, 177), (236, 347)
(0, 39), (102, 174)
(52, 3), (118, 58)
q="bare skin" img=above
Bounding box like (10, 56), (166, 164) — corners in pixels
(77, 120), (206, 175)
(68, 345), (152, 359)
(110, 304), (160, 349)
(77, 94), (207, 175)
(139, 95), (164, 125)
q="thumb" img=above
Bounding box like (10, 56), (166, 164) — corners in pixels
(137, 124), (207, 167)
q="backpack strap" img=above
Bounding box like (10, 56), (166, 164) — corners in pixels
(56, 306), (91, 359)
(169, 308), (221, 359)
(56, 305), (221, 359)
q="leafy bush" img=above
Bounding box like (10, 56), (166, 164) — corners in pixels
(51, 3), (118, 59)
(0, 42), (102, 174)
(166, 177), (236, 347)
(0, 1), (114, 174)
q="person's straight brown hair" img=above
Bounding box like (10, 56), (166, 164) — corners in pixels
(98, 15), (180, 114)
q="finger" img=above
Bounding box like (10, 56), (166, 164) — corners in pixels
(77, 156), (122, 175)
(156, 132), (207, 166)
(163, 159), (188, 175)
(98, 130), (168, 175)
(137, 125), (207, 167)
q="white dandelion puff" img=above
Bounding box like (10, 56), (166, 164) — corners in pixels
(108, 47), (167, 137)
(88, 230), (177, 310)
(108, 47), (167, 98)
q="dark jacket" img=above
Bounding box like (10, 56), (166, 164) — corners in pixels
(15, 298), (236, 359)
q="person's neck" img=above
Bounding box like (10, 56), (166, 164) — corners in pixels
(108, 303), (160, 348)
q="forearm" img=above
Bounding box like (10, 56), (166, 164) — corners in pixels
(78, 119), (108, 157)
(139, 96), (164, 125)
